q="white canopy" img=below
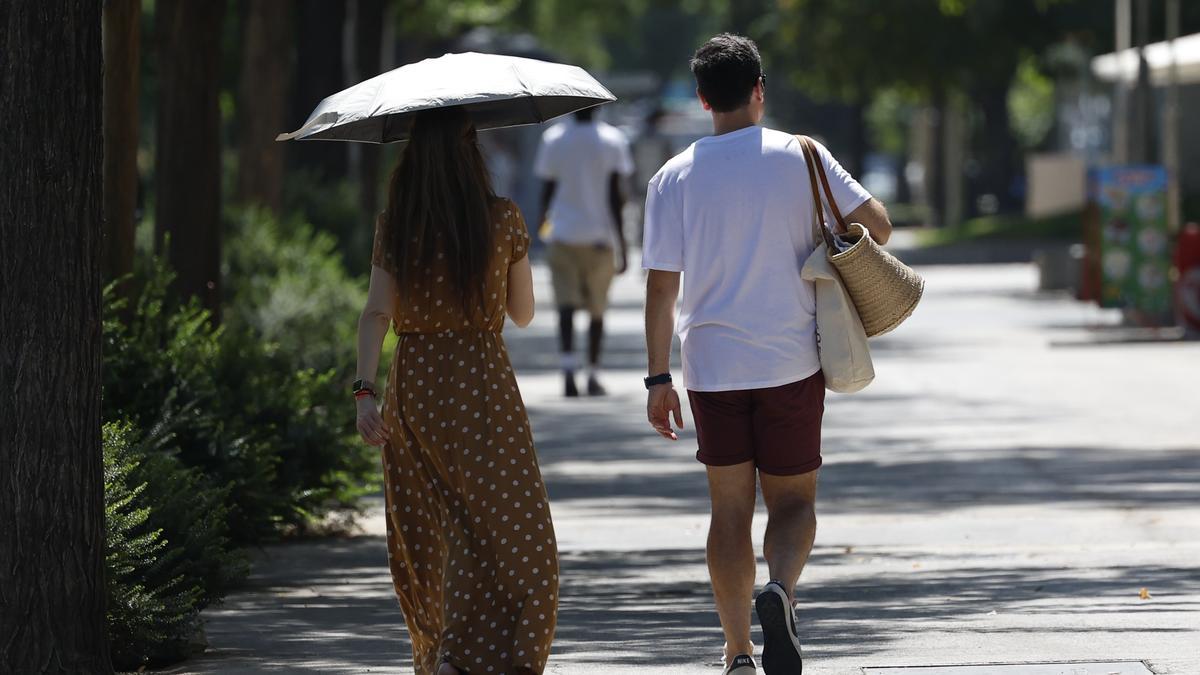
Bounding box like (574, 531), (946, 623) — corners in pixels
(278, 52), (615, 144)
(1092, 32), (1200, 86)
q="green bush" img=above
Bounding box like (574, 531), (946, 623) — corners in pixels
(221, 208), (377, 530)
(280, 170), (371, 272)
(103, 252), (374, 544)
(102, 209), (379, 665)
(223, 206), (366, 375)
(917, 210), (1082, 247)
(104, 420), (241, 669)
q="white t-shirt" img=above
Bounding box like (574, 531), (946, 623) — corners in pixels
(535, 118), (634, 246)
(642, 126), (872, 392)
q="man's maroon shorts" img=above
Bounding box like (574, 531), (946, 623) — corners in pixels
(687, 371), (825, 476)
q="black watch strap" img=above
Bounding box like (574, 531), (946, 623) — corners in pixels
(644, 373), (673, 389)
(353, 378), (376, 395)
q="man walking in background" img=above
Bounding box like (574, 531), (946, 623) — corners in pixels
(537, 106), (633, 397)
(642, 34), (893, 674)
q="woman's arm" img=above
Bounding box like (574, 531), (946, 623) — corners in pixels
(506, 256), (535, 327)
(355, 265), (399, 445)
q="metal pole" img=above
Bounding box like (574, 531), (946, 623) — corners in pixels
(1113, 0), (1132, 164)
(1164, 0), (1182, 231)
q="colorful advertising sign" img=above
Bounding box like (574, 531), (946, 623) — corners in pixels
(1089, 166), (1172, 315)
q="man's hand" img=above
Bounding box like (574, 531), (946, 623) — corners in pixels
(647, 384), (684, 440)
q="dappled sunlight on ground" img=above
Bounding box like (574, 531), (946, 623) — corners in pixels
(174, 262), (1200, 674)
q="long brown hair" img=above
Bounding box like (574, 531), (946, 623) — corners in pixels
(381, 107), (495, 313)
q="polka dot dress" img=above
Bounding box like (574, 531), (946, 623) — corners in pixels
(372, 198), (558, 675)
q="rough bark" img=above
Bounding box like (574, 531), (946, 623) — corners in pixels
(154, 0), (224, 320)
(0, 1), (112, 672)
(237, 0), (290, 214)
(289, 0), (347, 181)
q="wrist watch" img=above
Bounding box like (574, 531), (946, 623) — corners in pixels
(644, 373), (673, 390)
(352, 379), (377, 396)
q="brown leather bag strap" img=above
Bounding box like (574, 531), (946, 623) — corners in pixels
(797, 135), (834, 248)
(799, 135), (849, 233)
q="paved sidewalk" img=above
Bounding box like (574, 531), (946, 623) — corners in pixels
(166, 260), (1200, 675)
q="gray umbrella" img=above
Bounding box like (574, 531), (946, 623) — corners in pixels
(277, 52), (616, 144)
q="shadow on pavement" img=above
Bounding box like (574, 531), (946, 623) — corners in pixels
(529, 389), (1200, 516)
(170, 539), (1200, 671)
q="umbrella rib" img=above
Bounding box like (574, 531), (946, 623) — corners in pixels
(508, 62), (544, 121)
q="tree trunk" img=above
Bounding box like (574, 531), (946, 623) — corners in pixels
(975, 77), (1019, 213)
(237, 0), (290, 214)
(847, 98), (867, 180)
(0, 2), (111, 672)
(929, 89), (947, 228)
(894, 150), (912, 206)
(289, 0), (347, 182)
(155, 0), (224, 320)
(102, 0), (141, 289)
(355, 0), (385, 225)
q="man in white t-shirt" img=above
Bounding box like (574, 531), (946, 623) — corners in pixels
(536, 106), (634, 397)
(642, 34), (893, 675)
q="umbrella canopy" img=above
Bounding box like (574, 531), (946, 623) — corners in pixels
(277, 52), (616, 144)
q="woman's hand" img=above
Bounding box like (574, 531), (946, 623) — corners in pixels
(356, 396), (389, 446)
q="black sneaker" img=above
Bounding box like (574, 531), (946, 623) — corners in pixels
(723, 654), (756, 675)
(755, 581), (802, 674)
(564, 371), (579, 398)
(586, 374), (607, 396)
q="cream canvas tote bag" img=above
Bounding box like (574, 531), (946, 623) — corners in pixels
(798, 139), (874, 393)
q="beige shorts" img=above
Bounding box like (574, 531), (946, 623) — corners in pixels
(546, 242), (616, 316)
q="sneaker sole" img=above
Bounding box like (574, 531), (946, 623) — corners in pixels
(755, 584), (802, 674)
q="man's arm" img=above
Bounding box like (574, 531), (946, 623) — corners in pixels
(845, 198), (893, 246)
(538, 180), (556, 232)
(645, 269), (683, 440)
(608, 172), (627, 273)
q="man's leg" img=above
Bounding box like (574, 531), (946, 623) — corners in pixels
(705, 461), (758, 662)
(758, 469), (819, 599)
(751, 374), (823, 673)
(557, 306), (579, 397)
(547, 243), (583, 398)
(583, 246), (615, 396)
(585, 314), (605, 395)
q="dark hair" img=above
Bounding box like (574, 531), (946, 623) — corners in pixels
(381, 107), (495, 313)
(689, 33), (762, 113)
(574, 105), (596, 121)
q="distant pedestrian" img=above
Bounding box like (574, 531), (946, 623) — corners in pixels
(536, 106), (634, 397)
(642, 34), (894, 675)
(354, 107), (557, 675)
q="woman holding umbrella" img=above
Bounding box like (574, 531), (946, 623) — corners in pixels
(355, 106), (552, 675)
(283, 53), (615, 674)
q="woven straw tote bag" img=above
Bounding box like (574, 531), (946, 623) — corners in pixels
(798, 136), (924, 337)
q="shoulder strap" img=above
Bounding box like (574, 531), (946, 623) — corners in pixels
(797, 135), (834, 248)
(798, 135), (849, 233)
